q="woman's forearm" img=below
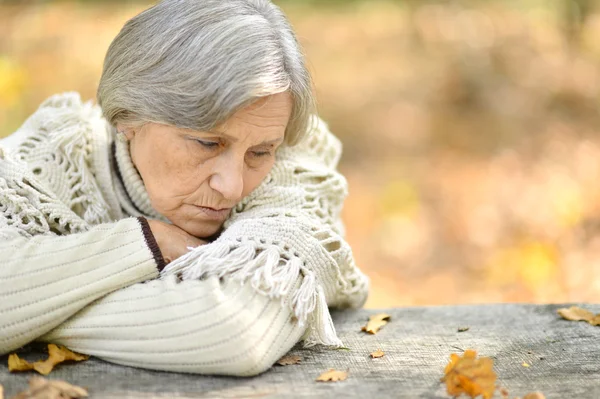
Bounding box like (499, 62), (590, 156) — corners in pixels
(0, 217), (159, 354)
(41, 275), (306, 376)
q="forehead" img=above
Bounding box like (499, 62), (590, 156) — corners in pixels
(228, 93), (292, 125)
(214, 92), (292, 139)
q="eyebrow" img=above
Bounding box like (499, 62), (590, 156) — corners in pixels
(206, 129), (284, 146)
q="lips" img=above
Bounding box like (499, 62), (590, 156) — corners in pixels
(194, 206), (232, 221)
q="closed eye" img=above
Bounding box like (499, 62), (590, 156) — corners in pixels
(195, 139), (219, 149)
(251, 150), (272, 157)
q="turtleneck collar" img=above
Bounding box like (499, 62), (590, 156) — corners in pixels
(111, 136), (168, 223)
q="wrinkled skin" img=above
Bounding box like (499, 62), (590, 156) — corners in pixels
(119, 92), (292, 239)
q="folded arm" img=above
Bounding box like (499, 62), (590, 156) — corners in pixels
(41, 275), (305, 376)
(0, 217), (159, 354)
(40, 117), (368, 375)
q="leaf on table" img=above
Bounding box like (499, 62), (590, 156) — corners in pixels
(8, 344), (89, 375)
(12, 376), (88, 399)
(276, 355), (301, 366)
(522, 393), (546, 399)
(557, 306), (594, 321)
(370, 349), (385, 358)
(8, 354), (33, 372)
(361, 313), (391, 334)
(557, 306), (600, 326)
(316, 369), (348, 382)
(441, 349), (497, 399)
(514, 393), (547, 399)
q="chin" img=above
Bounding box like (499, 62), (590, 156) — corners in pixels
(176, 218), (224, 240)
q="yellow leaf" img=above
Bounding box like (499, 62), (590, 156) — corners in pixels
(276, 355), (301, 366)
(12, 376), (88, 399)
(522, 362), (530, 367)
(8, 344), (89, 375)
(370, 349), (385, 358)
(316, 369), (348, 382)
(441, 349), (497, 399)
(557, 306), (600, 326)
(361, 313), (391, 334)
(557, 306), (595, 322)
(8, 354), (34, 372)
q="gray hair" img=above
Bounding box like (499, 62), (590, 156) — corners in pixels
(97, 0), (315, 145)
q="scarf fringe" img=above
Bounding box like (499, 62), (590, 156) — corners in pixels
(162, 241), (343, 348)
(42, 95), (112, 226)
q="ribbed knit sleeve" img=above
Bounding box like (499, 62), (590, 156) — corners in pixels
(41, 275), (306, 376)
(0, 217), (160, 355)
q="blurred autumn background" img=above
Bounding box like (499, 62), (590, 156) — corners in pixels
(1, 0), (600, 308)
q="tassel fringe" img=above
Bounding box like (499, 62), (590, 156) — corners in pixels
(162, 241), (343, 347)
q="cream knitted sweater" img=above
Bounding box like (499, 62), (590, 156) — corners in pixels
(0, 93), (369, 376)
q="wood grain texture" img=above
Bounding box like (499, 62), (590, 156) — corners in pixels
(1, 304), (599, 398)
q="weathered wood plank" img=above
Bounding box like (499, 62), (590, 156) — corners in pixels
(1, 304), (599, 398)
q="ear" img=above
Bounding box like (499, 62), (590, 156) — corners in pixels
(115, 123), (136, 141)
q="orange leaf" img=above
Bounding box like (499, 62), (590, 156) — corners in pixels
(276, 355), (301, 366)
(316, 369), (348, 382)
(522, 393), (546, 399)
(361, 313), (391, 334)
(8, 344), (89, 375)
(441, 349), (497, 399)
(370, 349), (385, 358)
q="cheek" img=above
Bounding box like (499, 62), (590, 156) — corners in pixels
(136, 140), (211, 202)
(241, 159), (276, 197)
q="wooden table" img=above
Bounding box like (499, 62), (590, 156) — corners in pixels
(2, 304), (599, 398)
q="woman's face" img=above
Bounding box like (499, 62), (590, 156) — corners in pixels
(123, 92), (292, 238)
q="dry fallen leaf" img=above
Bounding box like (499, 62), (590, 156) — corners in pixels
(557, 306), (594, 321)
(522, 362), (530, 368)
(370, 349), (385, 358)
(12, 376), (88, 399)
(361, 313), (391, 334)
(8, 344), (89, 375)
(276, 355), (301, 366)
(8, 354), (33, 372)
(515, 393), (547, 399)
(557, 306), (600, 326)
(458, 327), (470, 332)
(316, 369), (348, 382)
(522, 393), (546, 399)
(441, 349), (497, 399)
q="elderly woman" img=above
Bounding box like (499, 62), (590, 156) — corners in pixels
(0, 0), (368, 376)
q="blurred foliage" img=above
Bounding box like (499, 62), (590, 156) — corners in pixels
(1, 0), (600, 308)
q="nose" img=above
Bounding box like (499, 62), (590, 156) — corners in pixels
(208, 152), (244, 202)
